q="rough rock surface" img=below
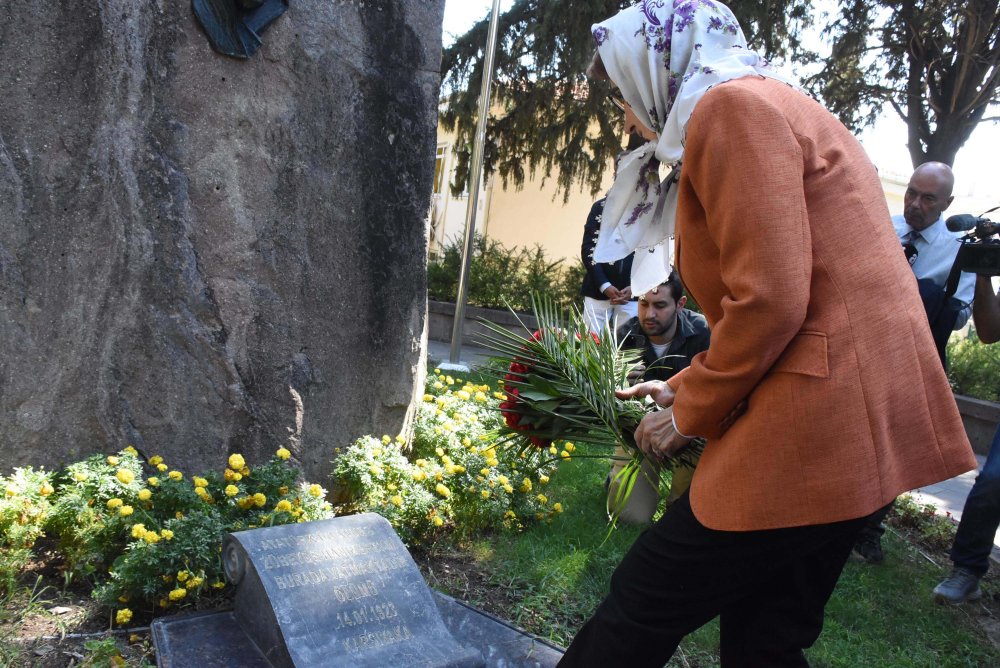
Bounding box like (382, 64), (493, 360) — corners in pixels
(0, 0), (443, 481)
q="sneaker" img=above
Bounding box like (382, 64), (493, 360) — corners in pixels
(933, 567), (982, 605)
(852, 535), (884, 564)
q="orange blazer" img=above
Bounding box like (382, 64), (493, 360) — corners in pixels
(667, 77), (976, 531)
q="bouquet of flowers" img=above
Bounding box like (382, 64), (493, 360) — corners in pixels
(478, 295), (703, 521)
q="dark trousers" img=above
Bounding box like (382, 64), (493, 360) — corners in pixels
(558, 493), (871, 667)
(951, 424), (1000, 577)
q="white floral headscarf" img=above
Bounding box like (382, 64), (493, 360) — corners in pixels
(591, 0), (796, 294)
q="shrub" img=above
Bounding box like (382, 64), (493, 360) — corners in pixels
(891, 494), (957, 552)
(948, 329), (1000, 402)
(39, 445), (333, 622)
(333, 370), (566, 545)
(0, 467), (54, 588)
(427, 235), (584, 312)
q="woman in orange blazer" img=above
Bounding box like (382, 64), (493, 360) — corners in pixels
(558, 3), (976, 667)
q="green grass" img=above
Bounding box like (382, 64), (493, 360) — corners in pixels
(439, 442), (1000, 667)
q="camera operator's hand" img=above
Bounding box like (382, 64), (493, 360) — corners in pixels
(973, 274), (1000, 344)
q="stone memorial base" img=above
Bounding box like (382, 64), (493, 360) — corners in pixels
(151, 592), (564, 667)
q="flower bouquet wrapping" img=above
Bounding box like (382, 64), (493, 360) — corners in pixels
(478, 295), (703, 522)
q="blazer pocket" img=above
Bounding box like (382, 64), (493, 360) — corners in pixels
(770, 331), (829, 378)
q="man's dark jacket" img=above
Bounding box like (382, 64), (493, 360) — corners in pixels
(616, 309), (712, 381)
(580, 198), (635, 299)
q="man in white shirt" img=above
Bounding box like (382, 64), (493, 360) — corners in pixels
(854, 161), (975, 564)
(891, 161), (974, 330)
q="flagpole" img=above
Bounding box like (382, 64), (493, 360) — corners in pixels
(447, 0), (502, 368)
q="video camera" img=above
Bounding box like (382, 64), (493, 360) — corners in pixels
(946, 209), (1000, 275)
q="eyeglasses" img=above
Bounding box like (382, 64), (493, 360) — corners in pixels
(607, 92), (627, 112)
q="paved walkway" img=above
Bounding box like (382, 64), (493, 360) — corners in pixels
(427, 338), (999, 555)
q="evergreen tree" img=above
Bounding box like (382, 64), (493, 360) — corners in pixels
(441, 0), (1000, 199)
(439, 0), (814, 200)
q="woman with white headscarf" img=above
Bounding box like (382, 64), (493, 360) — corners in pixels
(558, 1), (975, 665)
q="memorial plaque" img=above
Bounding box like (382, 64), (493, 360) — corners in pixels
(222, 513), (484, 668)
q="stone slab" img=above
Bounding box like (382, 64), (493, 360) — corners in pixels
(221, 513), (482, 667)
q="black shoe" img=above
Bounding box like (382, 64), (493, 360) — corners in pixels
(852, 535), (884, 564)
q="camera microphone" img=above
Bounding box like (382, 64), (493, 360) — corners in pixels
(946, 214), (982, 232)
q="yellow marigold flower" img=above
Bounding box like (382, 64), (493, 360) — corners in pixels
(138, 489), (152, 501)
(497, 475), (509, 486)
(461, 438), (471, 447)
(253, 493), (267, 507)
(369, 464), (382, 477)
(539, 474), (550, 485)
(177, 570), (190, 582)
(381, 435), (391, 444)
(475, 392), (487, 402)
(143, 530), (160, 544)
(276, 447), (291, 460)
(416, 459), (427, 468)
(237, 496), (254, 510)
(168, 470), (182, 481)
(390, 495), (403, 507)
(553, 502), (564, 513)
(124, 446), (138, 456)
(504, 510), (517, 520)
(480, 468), (490, 476)
(549, 445), (557, 455)
(73, 471), (88, 482)
(423, 394), (434, 402)
(435, 471), (443, 481)
(434, 367), (441, 374)
(445, 376), (455, 385)
(435, 483), (451, 499)
(157, 463), (168, 472)
(39, 482), (54, 497)
(186, 576), (203, 589)
(308, 484), (323, 498)
(228, 454), (245, 470)
(560, 450), (571, 460)
(240, 466), (250, 476)
(481, 490), (490, 500)
(433, 381), (444, 390)
(225, 485), (239, 497)
(487, 458), (499, 467)
(160, 529), (174, 540)
(412, 471), (426, 482)
(116, 469), (135, 485)
(5, 485), (17, 497)
(502, 484), (514, 494)
(107, 456), (120, 465)
(168, 588), (187, 601)
(432, 516), (444, 527)
(520, 479), (533, 493)
(493, 392), (506, 400)
(536, 494), (548, 505)
(107, 498), (124, 509)
(212, 581), (226, 590)
(148, 455), (163, 466)
(276, 500), (293, 513)
(564, 442), (576, 453)
(193, 476), (208, 488)
(479, 434), (490, 441)
(372, 447), (383, 457)
(147, 476), (159, 487)
(395, 435), (406, 444)
(435, 447), (445, 457)
(119, 505), (134, 516)
(456, 390), (470, 400)
(175, 511), (184, 520)
(131, 524), (146, 539)
(194, 487), (208, 498)
(115, 608), (133, 625)
(279, 486), (289, 495)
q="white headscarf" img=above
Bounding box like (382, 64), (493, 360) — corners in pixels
(592, 0), (796, 294)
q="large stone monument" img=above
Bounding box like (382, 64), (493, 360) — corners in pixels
(0, 0), (443, 480)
